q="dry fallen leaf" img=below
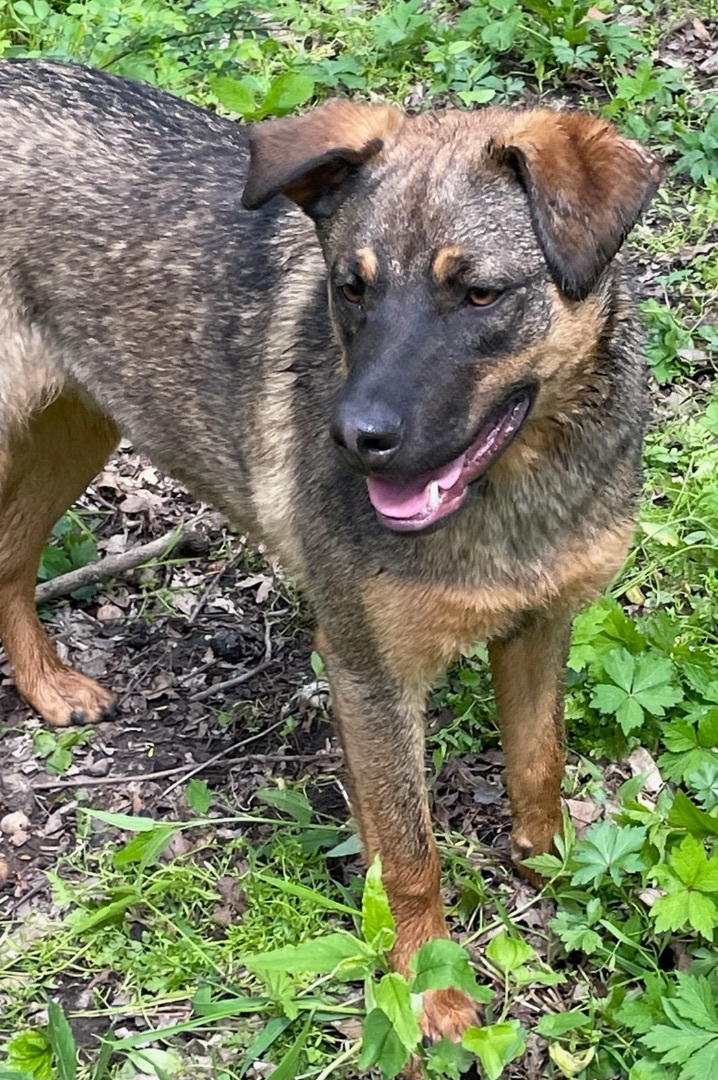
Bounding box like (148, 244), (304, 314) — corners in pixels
(627, 747), (663, 793)
(565, 798), (602, 831)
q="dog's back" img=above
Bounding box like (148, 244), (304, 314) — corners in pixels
(0, 60), (328, 540)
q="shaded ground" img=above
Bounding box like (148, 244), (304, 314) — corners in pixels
(0, 443), (336, 877)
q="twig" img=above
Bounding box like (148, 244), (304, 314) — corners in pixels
(188, 659), (273, 702)
(31, 749), (339, 792)
(35, 528), (198, 604)
(161, 710), (285, 796)
(187, 550), (241, 626)
(32, 715), (288, 792)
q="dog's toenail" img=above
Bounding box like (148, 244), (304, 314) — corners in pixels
(421, 1034), (433, 1048)
(70, 710), (88, 726)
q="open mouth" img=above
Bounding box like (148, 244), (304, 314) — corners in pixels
(365, 388), (534, 533)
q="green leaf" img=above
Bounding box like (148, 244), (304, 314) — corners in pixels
(616, 696), (646, 736)
(185, 779), (212, 815)
(632, 656), (681, 710)
(69, 536), (97, 569)
(310, 651), (325, 678)
(267, 1019), (310, 1080)
(535, 1011), (590, 1038)
(68, 892), (141, 935)
(463, 1021), (526, 1080)
(602, 648), (635, 692)
(84, 809), (159, 832)
(571, 821), (647, 887)
(238, 1017), (292, 1079)
(362, 857), (396, 952)
(486, 931), (534, 975)
(629, 1060), (669, 1080)
(7, 1030), (53, 1080)
(640, 975), (718, 1080)
(358, 1009), (410, 1078)
(128, 1047), (182, 1077)
(255, 968), (298, 1019)
(616, 975), (673, 1035)
(244, 932), (372, 977)
(210, 75), (256, 116)
(652, 887), (718, 940)
(259, 73), (315, 117)
(374, 973), (421, 1051)
(410, 939), (492, 1002)
(255, 873), (359, 915)
(113, 825), (177, 870)
(325, 832), (363, 858)
(46, 747), (73, 775)
(480, 8), (521, 50)
(47, 1002), (77, 1080)
(550, 908), (603, 956)
(666, 973), (718, 1030)
(668, 791), (718, 839)
(591, 649), (682, 734)
(424, 1038), (474, 1078)
(590, 683), (629, 715)
(33, 730), (57, 759)
(653, 835), (718, 939)
(256, 787), (313, 826)
(484, 928), (562, 988)
(670, 835), (718, 892)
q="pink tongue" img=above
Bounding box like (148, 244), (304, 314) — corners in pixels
(366, 454), (464, 519)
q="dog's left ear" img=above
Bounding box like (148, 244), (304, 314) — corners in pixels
(490, 111), (663, 301)
(242, 99), (403, 218)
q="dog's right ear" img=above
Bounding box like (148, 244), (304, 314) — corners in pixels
(242, 99), (403, 218)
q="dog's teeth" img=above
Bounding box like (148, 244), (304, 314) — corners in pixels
(429, 481), (441, 509)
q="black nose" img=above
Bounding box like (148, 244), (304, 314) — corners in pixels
(331, 402), (404, 469)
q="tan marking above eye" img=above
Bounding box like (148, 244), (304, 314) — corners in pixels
(467, 287), (503, 307)
(356, 246), (379, 284)
(432, 244), (466, 284)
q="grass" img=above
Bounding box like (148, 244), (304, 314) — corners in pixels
(0, 0), (717, 1077)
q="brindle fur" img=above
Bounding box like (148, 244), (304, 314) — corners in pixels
(0, 60), (660, 1045)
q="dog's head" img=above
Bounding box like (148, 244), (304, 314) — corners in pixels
(243, 101), (661, 533)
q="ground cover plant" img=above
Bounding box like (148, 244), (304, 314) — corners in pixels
(0, 1), (716, 1077)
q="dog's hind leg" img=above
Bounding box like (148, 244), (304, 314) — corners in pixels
(0, 387), (120, 726)
(488, 609), (572, 874)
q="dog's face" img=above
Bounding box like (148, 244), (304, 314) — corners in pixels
(244, 103), (661, 533)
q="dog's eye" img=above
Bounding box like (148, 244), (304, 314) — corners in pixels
(340, 280), (364, 306)
(466, 287), (502, 308)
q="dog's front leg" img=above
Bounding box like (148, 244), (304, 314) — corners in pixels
(488, 609), (572, 873)
(317, 627), (482, 1045)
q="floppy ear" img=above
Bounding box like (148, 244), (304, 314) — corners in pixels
(490, 110), (663, 300)
(242, 99), (403, 217)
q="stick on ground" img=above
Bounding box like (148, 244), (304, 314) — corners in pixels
(34, 527), (202, 604)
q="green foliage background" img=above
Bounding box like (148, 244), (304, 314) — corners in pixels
(0, 1), (716, 1078)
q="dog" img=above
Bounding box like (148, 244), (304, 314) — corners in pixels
(0, 59), (660, 1045)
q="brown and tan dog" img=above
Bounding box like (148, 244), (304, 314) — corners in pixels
(0, 60), (660, 1043)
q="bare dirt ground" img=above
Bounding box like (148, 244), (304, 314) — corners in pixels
(0, 445), (338, 888)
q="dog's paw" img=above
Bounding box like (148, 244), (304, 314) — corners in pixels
(419, 986), (483, 1044)
(511, 822), (562, 887)
(19, 667), (118, 727)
